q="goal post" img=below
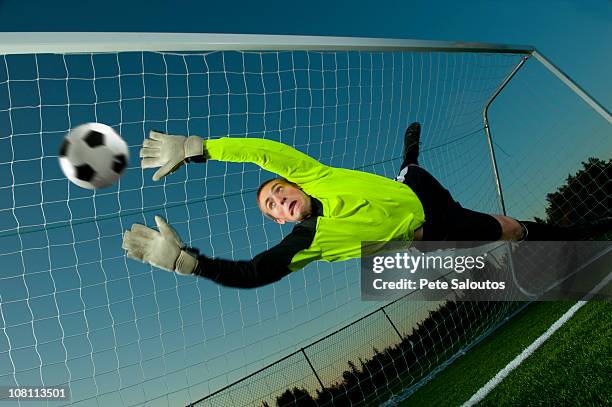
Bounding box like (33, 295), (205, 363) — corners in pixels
(0, 33), (609, 406)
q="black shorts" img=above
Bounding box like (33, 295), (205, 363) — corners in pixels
(398, 165), (502, 242)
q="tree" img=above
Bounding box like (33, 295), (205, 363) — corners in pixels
(275, 387), (316, 407)
(544, 157), (611, 225)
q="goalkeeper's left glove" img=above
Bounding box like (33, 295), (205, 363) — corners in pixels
(140, 130), (206, 181)
(122, 216), (198, 275)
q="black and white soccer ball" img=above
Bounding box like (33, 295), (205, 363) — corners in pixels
(58, 123), (129, 189)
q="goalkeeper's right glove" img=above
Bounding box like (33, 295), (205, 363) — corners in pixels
(122, 216), (198, 275)
(140, 130), (206, 181)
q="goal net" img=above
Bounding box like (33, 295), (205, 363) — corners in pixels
(0, 34), (608, 406)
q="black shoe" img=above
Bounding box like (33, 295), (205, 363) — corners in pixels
(520, 217), (612, 241)
(402, 122), (421, 166)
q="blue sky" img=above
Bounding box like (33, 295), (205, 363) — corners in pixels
(0, 1), (610, 405)
(1, 0), (610, 107)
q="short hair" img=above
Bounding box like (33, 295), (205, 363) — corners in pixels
(256, 178), (280, 204)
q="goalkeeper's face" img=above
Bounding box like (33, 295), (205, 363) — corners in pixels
(257, 179), (312, 224)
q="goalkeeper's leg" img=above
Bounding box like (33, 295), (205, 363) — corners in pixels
(519, 218), (612, 241)
(396, 122), (611, 243)
(399, 164), (610, 244)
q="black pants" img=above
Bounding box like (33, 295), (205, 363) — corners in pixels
(397, 165), (502, 242)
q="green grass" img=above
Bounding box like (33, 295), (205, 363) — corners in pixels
(398, 298), (611, 406)
(479, 299), (612, 406)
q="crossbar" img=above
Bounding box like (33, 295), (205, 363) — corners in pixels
(0, 32), (534, 54)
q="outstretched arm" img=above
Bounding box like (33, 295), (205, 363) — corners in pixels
(205, 138), (330, 185)
(194, 223), (319, 288)
(122, 216), (320, 288)
(139, 130), (330, 184)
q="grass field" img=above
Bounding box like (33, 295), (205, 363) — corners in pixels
(399, 296), (612, 406)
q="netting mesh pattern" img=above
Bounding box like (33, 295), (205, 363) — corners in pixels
(0, 50), (529, 406)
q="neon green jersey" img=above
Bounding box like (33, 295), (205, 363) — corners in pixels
(205, 138), (425, 271)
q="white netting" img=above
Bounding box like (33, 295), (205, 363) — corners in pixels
(0, 47), (566, 406)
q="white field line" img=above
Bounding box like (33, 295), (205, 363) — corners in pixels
(462, 270), (612, 407)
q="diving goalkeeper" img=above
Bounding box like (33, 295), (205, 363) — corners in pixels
(122, 123), (604, 288)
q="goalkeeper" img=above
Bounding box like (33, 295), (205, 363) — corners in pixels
(122, 123), (605, 288)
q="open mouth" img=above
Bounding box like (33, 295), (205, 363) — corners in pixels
(289, 200), (297, 217)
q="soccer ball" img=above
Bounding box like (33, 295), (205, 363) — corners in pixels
(58, 123), (129, 189)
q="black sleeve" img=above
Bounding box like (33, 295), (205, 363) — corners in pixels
(192, 218), (317, 288)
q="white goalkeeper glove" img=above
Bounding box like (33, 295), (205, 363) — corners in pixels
(140, 130), (206, 181)
(122, 216), (198, 275)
